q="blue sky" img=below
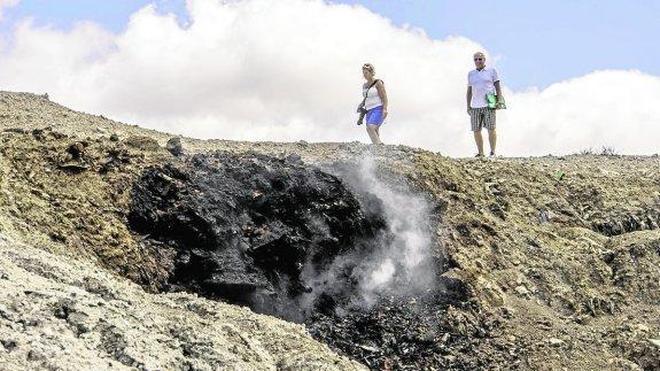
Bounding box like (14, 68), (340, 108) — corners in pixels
(1, 0), (659, 89)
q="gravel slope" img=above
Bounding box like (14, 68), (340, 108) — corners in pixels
(0, 233), (364, 371)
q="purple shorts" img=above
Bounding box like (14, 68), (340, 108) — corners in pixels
(366, 106), (384, 126)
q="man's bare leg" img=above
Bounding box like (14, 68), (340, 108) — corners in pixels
(473, 130), (484, 155)
(488, 129), (497, 155)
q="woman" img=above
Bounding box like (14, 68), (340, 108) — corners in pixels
(361, 63), (388, 144)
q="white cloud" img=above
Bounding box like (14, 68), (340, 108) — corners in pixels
(0, 0), (19, 21)
(0, 0), (658, 156)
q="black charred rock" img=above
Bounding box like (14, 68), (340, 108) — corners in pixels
(53, 299), (73, 320)
(284, 153), (302, 165)
(129, 152), (387, 315)
(0, 339), (17, 352)
(100, 147), (131, 174)
(166, 137), (184, 157)
(66, 142), (86, 159)
(58, 141), (90, 173)
(31, 128), (46, 141)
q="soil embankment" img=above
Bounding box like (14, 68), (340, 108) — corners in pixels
(0, 92), (658, 370)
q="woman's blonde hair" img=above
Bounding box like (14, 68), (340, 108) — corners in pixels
(362, 63), (375, 74)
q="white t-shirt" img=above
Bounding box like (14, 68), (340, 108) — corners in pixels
(468, 68), (499, 108)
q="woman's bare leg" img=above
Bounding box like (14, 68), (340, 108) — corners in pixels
(375, 126), (384, 144)
(366, 125), (382, 144)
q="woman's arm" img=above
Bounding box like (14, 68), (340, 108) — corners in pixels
(376, 81), (388, 118)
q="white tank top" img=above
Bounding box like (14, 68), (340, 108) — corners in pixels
(363, 81), (383, 110)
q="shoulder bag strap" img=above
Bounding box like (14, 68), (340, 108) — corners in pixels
(360, 79), (381, 107)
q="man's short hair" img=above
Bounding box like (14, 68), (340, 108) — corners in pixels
(473, 51), (486, 59)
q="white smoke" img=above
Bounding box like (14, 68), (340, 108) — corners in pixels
(0, 0), (658, 156)
(297, 156), (437, 313)
(366, 258), (395, 288)
(349, 158), (436, 305)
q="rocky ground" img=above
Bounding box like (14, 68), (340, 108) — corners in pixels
(0, 91), (659, 370)
(0, 232), (364, 371)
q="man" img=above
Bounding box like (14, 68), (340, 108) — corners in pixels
(466, 51), (504, 157)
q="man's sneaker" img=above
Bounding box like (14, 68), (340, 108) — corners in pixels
(475, 153), (484, 158)
(489, 152), (497, 158)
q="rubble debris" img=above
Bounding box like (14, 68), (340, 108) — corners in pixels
(307, 292), (480, 370)
(57, 162), (90, 172)
(547, 338), (564, 347)
(100, 147), (131, 174)
(592, 210), (660, 236)
(123, 135), (160, 151)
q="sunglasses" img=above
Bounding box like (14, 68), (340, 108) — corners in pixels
(474, 58), (484, 61)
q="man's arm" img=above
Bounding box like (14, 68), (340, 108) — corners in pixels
(466, 86), (472, 113)
(494, 80), (503, 101)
